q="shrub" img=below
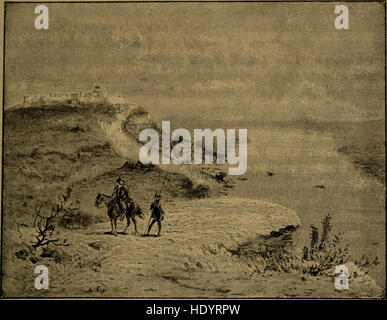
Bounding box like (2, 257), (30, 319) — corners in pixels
(258, 215), (377, 277)
(187, 184), (211, 198)
(57, 209), (94, 229)
(214, 171), (227, 183)
(129, 106), (148, 117)
(32, 187), (73, 249)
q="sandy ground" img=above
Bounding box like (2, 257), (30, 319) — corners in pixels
(3, 198), (298, 297)
(3, 198), (383, 298)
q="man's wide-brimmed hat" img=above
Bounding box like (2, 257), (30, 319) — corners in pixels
(117, 177), (125, 183)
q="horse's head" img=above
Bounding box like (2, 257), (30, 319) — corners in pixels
(95, 192), (103, 208)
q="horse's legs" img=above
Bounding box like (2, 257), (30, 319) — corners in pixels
(132, 218), (138, 235)
(123, 216), (131, 235)
(110, 218), (117, 236)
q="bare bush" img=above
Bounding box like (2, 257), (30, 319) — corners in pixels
(32, 187), (74, 249)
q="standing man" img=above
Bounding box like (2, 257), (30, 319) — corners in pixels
(146, 193), (165, 237)
(111, 177), (132, 220)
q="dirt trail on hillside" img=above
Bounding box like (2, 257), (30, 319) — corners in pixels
(98, 105), (140, 161)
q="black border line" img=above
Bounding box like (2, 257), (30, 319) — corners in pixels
(1, 0), (386, 300)
(1, 0), (7, 301)
(384, 0), (386, 301)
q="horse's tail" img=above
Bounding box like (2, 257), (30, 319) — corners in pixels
(134, 201), (144, 217)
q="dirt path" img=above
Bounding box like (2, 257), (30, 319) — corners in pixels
(4, 198), (301, 297)
(4, 197), (382, 298)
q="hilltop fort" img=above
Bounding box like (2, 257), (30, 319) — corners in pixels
(22, 83), (127, 108)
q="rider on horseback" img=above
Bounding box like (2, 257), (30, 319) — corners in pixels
(111, 177), (132, 220)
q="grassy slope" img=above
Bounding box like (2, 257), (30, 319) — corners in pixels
(3, 104), (223, 228)
(335, 120), (385, 184)
(4, 105), (120, 226)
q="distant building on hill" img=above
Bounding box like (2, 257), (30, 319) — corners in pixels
(22, 84), (127, 107)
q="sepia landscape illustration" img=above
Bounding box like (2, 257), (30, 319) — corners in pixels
(1, 2), (385, 298)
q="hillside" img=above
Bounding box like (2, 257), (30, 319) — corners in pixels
(3, 104), (228, 228)
(1, 103), (383, 298)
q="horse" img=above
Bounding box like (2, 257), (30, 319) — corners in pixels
(95, 193), (144, 236)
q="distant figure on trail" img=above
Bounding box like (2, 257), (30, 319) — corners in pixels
(111, 177), (132, 220)
(146, 193), (165, 237)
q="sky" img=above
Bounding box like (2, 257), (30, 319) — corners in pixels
(4, 2), (385, 122)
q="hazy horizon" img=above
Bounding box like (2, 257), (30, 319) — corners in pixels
(4, 2), (385, 122)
